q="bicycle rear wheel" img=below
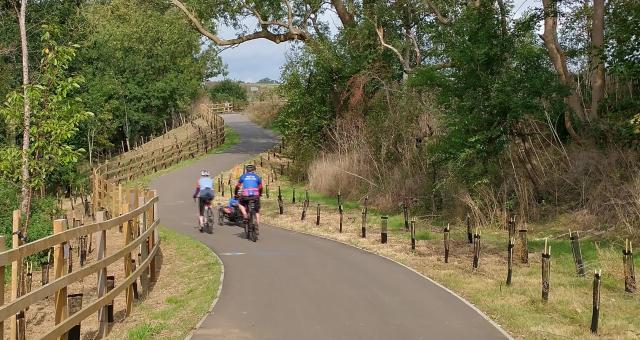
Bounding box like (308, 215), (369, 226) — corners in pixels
(204, 207), (213, 234)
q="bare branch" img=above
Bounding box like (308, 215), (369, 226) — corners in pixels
(422, 0), (449, 25)
(376, 26), (408, 71)
(171, 0), (309, 46)
(405, 32), (422, 65)
(331, 0), (355, 27)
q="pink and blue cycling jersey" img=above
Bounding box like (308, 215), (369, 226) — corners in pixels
(236, 173), (263, 197)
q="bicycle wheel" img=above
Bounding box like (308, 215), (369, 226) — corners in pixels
(205, 207), (213, 234)
(249, 211), (257, 242)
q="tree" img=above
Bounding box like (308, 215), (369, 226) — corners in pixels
(18, 0), (31, 215)
(208, 80), (247, 103)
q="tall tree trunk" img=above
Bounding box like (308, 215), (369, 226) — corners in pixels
(590, 0), (605, 119)
(540, 0), (585, 144)
(18, 0), (31, 217)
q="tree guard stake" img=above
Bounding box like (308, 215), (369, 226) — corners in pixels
(623, 239), (636, 293)
(316, 204), (321, 226)
(507, 215), (516, 240)
(361, 197), (368, 238)
(292, 187), (296, 203)
(402, 202), (409, 232)
(443, 224), (450, 262)
(338, 192), (343, 233)
(466, 214), (472, 244)
(570, 230), (586, 276)
(542, 239), (551, 301)
(278, 186), (283, 215)
(411, 219), (417, 250)
(381, 216), (388, 244)
(507, 237), (514, 286)
(472, 229), (481, 270)
(517, 228), (529, 264)
(591, 270), (601, 334)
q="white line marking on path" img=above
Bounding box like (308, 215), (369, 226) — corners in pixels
(219, 252), (246, 256)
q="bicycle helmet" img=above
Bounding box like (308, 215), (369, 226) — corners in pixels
(201, 170), (210, 177)
(245, 164), (256, 172)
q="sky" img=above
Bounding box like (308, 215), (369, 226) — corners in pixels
(215, 0), (535, 83)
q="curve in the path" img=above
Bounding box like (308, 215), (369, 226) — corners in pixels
(151, 114), (510, 340)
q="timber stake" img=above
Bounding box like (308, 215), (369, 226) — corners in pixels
(591, 270), (601, 334)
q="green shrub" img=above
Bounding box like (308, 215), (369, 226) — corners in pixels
(208, 80), (247, 105)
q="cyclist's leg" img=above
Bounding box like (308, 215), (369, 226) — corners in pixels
(198, 198), (205, 227)
(238, 199), (249, 219)
(255, 199), (261, 226)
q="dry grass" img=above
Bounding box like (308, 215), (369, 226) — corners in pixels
(246, 100), (285, 128)
(215, 151), (640, 339)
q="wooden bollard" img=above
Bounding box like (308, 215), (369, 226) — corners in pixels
(472, 229), (481, 270)
(570, 230), (586, 276)
(67, 293), (83, 340)
(292, 188), (296, 203)
(507, 237), (514, 285)
(106, 276), (115, 322)
(623, 239), (636, 293)
(466, 214), (472, 244)
(278, 186), (283, 215)
(402, 203), (409, 231)
(381, 216), (388, 244)
(542, 239), (551, 301)
(411, 219), (417, 250)
(517, 229), (529, 264)
(591, 270), (601, 334)
(316, 204), (321, 226)
(443, 224), (450, 262)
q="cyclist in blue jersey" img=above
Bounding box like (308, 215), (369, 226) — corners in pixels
(235, 164), (263, 226)
(193, 170), (214, 231)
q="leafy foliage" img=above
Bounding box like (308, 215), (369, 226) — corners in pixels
(207, 80), (247, 104)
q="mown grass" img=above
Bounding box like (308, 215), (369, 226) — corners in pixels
(110, 226), (221, 340)
(223, 152), (640, 339)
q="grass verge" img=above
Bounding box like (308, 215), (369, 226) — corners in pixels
(213, 151), (640, 339)
(107, 226), (221, 340)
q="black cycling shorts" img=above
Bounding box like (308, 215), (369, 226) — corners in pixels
(198, 197), (212, 216)
(239, 197), (261, 213)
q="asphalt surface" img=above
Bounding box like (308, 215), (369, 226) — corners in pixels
(151, 114), (510, 340)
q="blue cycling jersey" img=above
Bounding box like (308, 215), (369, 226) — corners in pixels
(238, 173), (262, 197)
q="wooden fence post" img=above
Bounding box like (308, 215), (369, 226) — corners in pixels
(150, 190), (158, 282)
(106, 276), (115, 323)
(0, 235), (5, 340)
(443, 224), (450, 262)
(570, 230), (586, 276)
(380, 216), (388, 244)
(591, 270), (601, 334)
(542, 239), (551, 301)
(53, 219), (69, 340)
(361, 197), (368, 238)
(507, 237), (514, 285)
(316, 204), (320, 226)
(301, 198), (307, 221)
(122, 202), (134, 317)
(95, 210), (108, 338)
(623, 239), (635, 293)
(292, 187), (296, 204)
(11, 210), (24, 340)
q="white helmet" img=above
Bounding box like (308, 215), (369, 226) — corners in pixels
(201, 170), (210, 177)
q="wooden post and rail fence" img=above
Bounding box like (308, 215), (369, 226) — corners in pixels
(0, 104), (228, 339)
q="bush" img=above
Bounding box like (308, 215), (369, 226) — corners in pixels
(0, 180), (61, 265)
(208, 80), (247, 105)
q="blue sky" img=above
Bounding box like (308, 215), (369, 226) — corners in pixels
(216, 0), (535, 82)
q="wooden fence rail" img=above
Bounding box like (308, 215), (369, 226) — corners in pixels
(0, 103), (228, 339)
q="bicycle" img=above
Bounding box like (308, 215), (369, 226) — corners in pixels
(244, 197), (259, 242)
